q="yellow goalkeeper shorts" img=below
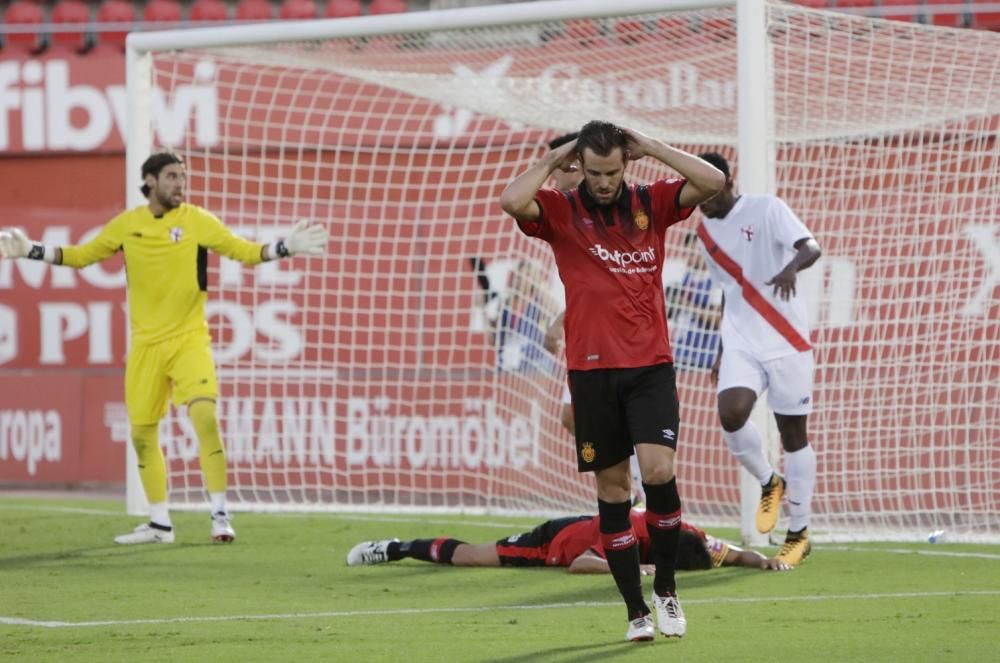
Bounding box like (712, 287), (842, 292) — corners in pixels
(125, 329), (219, 425)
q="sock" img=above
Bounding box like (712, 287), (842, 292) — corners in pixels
(131, 423), (170, 524)
(210, 492), (227, 516)
(784, 444), (816, 532)
(722, 421), (773, 483)
(148, 501), (172, 529)
(189, 400), (227, 494)
(643, 478), (682, 596)
(391, 538), (464, 564)
(598, 498), (647, 620)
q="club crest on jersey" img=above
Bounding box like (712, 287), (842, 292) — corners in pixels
(741, 225), (754, 241)
(170, 227), (184, 243)
(634, 209), (649, 230)
(581, 442), (596, 464)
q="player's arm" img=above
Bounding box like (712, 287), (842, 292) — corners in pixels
(721, 545), (791, 571)
(0, 219), (124, 268)
(500, 139), (579, 222)
(621, 128), (725, 208)
(543, 310), (565, 354)
(200, 213), (328, 265)
(710, 294), (725, 384)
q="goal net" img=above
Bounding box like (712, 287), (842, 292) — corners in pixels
(126, 0), (1000, 542)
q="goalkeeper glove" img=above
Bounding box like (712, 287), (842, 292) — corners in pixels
(277, 219), (328, 257)
(0, 228), (32, 259)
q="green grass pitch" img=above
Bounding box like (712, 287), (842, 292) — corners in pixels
(2, 495), (998, 662)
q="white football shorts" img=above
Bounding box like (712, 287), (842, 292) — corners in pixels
(717, 348), (815, 416)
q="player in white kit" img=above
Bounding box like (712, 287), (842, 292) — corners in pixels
(695, 152), (821, 566)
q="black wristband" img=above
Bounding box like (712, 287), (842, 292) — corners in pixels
(27, 243), (45, 261)
(275, 240), (290, 258)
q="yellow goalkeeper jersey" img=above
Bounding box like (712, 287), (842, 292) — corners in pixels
(61, 203), (265, 346)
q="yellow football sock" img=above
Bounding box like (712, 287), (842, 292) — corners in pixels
(131, 423), (167, 504)
(189, 399), (227, 494)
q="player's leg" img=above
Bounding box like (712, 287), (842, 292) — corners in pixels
(560, 383), (575, 435)
(169, 332), (233, 542)
(717, 348), (783, 533)
(767, 351), (816, 565)
(116, 342), (174, 545)
(570, 367), (650, 639)
(627, 363), (685, 638)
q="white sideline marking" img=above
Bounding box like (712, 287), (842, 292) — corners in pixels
(3, 590), (999, 629)
(818, 545), (1000, 561)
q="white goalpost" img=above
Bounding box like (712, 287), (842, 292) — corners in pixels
(124, 0), (1000, 543)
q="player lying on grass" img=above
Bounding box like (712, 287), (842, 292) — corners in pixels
(346, 509), (790, 573)
(0, 151), (328, 546)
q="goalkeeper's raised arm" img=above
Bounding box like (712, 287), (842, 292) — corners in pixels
(0, 150), (329, 548)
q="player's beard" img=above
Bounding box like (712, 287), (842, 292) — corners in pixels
(156, 188), (182, 210)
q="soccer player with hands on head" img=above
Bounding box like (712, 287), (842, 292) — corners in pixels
(0, 151), (329, 545)
(695, 152), (821, 567)
(501, 121), (725, 642)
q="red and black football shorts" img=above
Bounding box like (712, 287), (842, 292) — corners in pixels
(494, 515), (592, 567)
(568, 362), (680, 472)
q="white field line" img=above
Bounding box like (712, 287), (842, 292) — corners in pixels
(3, 590), (999, 629)
(5, 503), (1000, 552)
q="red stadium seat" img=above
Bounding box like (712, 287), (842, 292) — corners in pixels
(143, 0), (182, 25)
(50, 0), (90, 53)
(235, 0), (273, 21)
(2, 1), (44, 53)
(189, 0), (229, 23)
(325, 0), (362, 18)
(368, 0), (407, 14)
(792, 0), (829, 7)
(924, 0), (966, 26)
(613, 19), (651, 45)
(280, 0), (317, 19)
(830, 0), (875, 7)
(93, 0), (134, 53)
(968, 0), (1000, 29)
(877, 0), (917, 22)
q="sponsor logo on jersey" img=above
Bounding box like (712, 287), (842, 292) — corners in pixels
(581, 441), (596, 463)
(588, 243), (656, 267)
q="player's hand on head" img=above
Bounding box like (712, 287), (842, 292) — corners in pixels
(621, 127), (652, 161)
(0, 227), (31, 259)
(549, 139), (579, 173)
(285, 219), (329, 257)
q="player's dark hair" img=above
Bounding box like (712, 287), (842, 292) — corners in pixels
(140, 151), (184, 197)
(547, 132), (579, 150)
(674, 529), (713, 571)
(576, 120), (627, 158)
(697, 152), (731, 181)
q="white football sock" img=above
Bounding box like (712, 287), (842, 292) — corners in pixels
(722, 421), (773, 483)
(784, 444), (816, 532)
(210, 492), (227, 516)
(149, 502), (172, 529)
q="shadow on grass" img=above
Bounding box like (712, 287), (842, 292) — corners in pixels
(0, 541), (219, 570)
(487, 638), (667, 662)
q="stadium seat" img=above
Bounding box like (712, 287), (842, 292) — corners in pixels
(2, 1), (44, 53)
(143, 0), (183, 25)
(93, 0), (133, 53)
(613, 19), (651, 45)
(50, 0), (90, 53)
(325, 0), (362, 18)
(924, 0), (966, 26)
(969, 0), (1000, 29)
(189, 0), (229, 23)
(369, 0), (408, 14)
(792, 0), (829, 7)
(280, 0), (317, 19)
(235, 0), (274, 20)
(877, 0), (918, 22)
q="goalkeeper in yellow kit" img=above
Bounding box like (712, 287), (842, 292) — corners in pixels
(0, 152), (328, 545)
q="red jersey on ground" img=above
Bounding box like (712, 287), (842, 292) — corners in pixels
(517, 179), (692, 371)
(547, 511), (653, 566)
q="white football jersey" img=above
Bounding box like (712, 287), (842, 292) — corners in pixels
(698, 194), (814, 361)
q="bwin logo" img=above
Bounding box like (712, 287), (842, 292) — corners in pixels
(662, 428), (676, 440)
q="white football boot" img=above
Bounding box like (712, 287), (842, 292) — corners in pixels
(652, 592), (687, 638)
(346, 539), (399, 566)
(625, 614), (655, 642)
(114, 523), (175, 545)
(211, 512), (236, 543)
